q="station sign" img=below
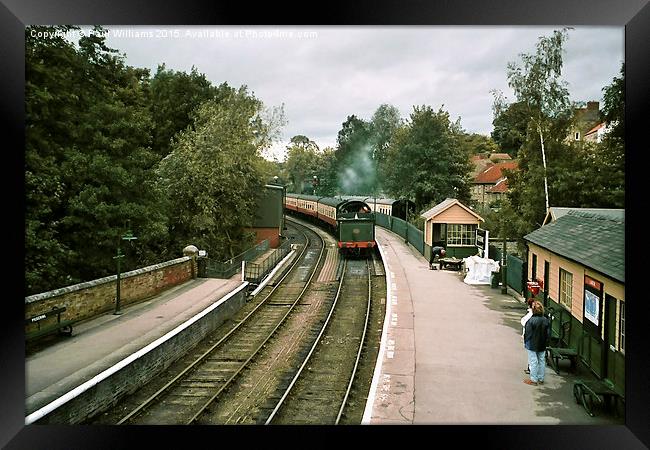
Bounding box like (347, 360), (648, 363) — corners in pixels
(476, 228), (489, 257)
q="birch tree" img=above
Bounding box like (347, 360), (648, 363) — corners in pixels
(502, 28), (572, 213)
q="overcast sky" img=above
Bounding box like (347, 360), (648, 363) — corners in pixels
(90, 26), (623, 160)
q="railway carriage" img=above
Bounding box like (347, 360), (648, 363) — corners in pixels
(284, 193), (376, 256)
(341, 196), (414, 220)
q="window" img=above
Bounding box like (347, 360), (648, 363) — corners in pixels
(447, 224), (477, 246)
(531, 254), (537, 280)
(619, 301), (625, 354)
(559, 268), (573, 309)
(574, 132), (580, 140)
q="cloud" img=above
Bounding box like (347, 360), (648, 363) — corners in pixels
(99, 25), (624, 160)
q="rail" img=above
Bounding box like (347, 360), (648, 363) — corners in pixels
(116, 221), (325, 425)
(265, 257), (373, 425)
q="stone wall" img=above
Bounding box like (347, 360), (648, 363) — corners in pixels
(25, 257), (197, 334)
(30, 282), (248, 424)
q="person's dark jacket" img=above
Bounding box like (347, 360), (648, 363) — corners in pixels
(430, 246), (445, 263)
(524, 315), (551, 352)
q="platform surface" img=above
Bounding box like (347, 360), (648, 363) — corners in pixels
(364, 227), (622, 425)
(25, 277), (242, 415)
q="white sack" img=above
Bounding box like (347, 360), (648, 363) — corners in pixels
(462, 255), (500, 285)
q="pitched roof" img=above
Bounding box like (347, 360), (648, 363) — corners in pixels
(585, 122), (606, 136)
(525, 210), (624, 283)
(420, 198), (484, 222)
(489, 153), (513, 161)
(487, 178), (509, 193)
(474, 161), (519, 184)
(543, 207), (625, 225)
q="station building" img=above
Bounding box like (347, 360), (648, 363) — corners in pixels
(247, 184), (285, 248)
(421, 198), (484, 260)
(524, 208), (625, 394)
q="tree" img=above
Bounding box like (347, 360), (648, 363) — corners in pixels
(602, 62), (624, 141)
(370, 104), (402, 195)
(156, 87), (278, 259)
(504, 28), (572, 214)
(313, 147), (338, 196)
(25, 26), (166, 294)
(149, 64), (225, 159)
(25, 26), (81, 293)
(382, 106), (473, 211)
(284, 135), (321, 193)
(458, 132), (499, 156)
(490, 99), (530, 156)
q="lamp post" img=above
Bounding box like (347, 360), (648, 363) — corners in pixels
(114, 228), (137, 315)
(312, 175), (318, 195)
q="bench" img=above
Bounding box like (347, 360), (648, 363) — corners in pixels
(438, 257), (463, 271)
(25, 306), (73, 342)
(573, 379), (624, 417)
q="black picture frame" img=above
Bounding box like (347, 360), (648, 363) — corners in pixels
(2, 0), (648, 448)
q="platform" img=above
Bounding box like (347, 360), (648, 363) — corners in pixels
(25, 276), (244, 420)
(362, 227), (623, 425)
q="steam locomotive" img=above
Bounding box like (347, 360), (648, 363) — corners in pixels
(284, 193), (375, 256)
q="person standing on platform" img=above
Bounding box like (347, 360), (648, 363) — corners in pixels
(429, 246), (446, 270)
(520, 297), (535, 374)
(523, 301), (551, 386)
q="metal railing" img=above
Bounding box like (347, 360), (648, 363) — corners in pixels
(198, 240), (270, 279)
(375, 212), (425, 256)
(244, 239), (293, 284)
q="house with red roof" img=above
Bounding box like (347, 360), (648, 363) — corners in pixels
(470, 153), (493, 176)
(584, 122), (613, 143)
(471, 160), (519, 211)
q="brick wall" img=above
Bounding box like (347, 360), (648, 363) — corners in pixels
(25, 257), (197, 334)
(253, 227), (281, 248)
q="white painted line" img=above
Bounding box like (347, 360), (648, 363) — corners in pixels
(361, 239), (392, 424)
(249, 250), (296, 297)
(25, 281), (249, 425)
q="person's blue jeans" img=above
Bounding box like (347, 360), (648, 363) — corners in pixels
(526, 349), (546, 382)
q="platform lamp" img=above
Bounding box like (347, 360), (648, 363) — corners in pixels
(114, 226), (138, 315)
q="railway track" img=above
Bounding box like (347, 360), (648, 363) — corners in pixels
(112, 220), (326, 425)
(265, 257), (373, 425)
(92, 217), (385, 426)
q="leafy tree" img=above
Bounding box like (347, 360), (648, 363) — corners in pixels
(370, 105), (402, 193)
(156, 87), (278, 259)
(382, 106), (473, 211)
(25, 26), (81, 293)
(503, 28), (572, 213)
(149, 64), (225, 159)
(284, 135), (321, 193)
(313, 147), (338, 196)
(490, 99), (530, 156)
(602, 62), (624, 140)
(25, 26), (166, 294)
(457, 132), (499, 157)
